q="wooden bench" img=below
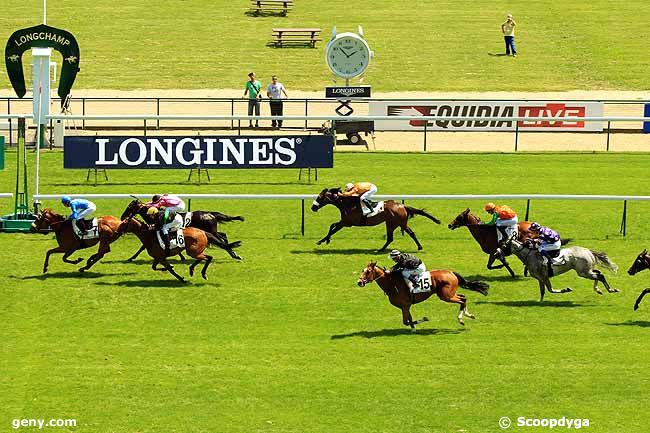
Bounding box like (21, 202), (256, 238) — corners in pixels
(272, 28), (322, 48)
(250, 0), (293, 16)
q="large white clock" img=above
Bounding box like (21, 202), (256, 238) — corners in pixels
(325, 29), (372, 79)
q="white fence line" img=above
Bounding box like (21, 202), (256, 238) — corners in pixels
(0, 193), (13, 199)
(2, 113), (650, 122)
(33, 193), (650, 201)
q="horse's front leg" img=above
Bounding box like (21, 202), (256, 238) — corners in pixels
(62, 251), (83, 264)
(80, 242), (111, 272)
(595, 270), (619, 293)
(545, 278), (572, 295)
(43, 246), (65, 273)
(127, 245), (146, 262)
(401, 306), (417, 332)
(317, 221), (343, 245)
(634, 288), (650, 310)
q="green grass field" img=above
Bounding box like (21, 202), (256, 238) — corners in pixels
(1, 1), (650, 91)
(1, 151), (649, 432)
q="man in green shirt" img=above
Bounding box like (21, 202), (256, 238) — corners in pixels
(243, 72), (262, 128)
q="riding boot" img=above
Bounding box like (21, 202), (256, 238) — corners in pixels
(408, 275), (419, 290)
(542, 252), (554, 277)
(162, 232), (171, 256)
(363, 199), (375, 211)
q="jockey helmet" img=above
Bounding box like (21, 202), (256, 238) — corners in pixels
(530, 222), (541, 231)
(152, 194), (162, 202)
(344, 183), (354, 191)
(61, 195), (72, 205)
(484, 202), (497, 212)
(389, 249), (401, 259)
(146, 207), (159, 217)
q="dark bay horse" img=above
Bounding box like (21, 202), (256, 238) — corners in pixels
(120, 199), (243, 261)
(357, 261), (489, 331)
(448, 208), (539, 277)
(118, 218), (220, 282)
(311, 188), (441, 251)
(30, 208), (123, 273)
(627, 249), (650, 310)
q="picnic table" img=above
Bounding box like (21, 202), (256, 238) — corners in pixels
(250, 0), (293, 16)
(272, 28), (322, 48)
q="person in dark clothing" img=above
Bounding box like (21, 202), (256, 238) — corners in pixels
(389, 249), (427, 291)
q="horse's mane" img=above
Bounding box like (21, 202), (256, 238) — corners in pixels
(328, 187), (342, 194)
(41, 208), (65, 220)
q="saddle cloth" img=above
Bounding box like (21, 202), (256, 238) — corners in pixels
(542, 249), (567, 266)
(156, 230), (186, 250)
(410, 271), (433, 294)
(72, 218), (99, 240)
(362, 201), (384, 217)
(181, 212), (192, 228)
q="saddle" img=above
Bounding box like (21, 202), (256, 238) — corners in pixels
(72, 218), (99, 240)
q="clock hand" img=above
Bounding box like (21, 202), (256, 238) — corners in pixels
(346, 50), (359, 58)
(339, 47), (350, 57)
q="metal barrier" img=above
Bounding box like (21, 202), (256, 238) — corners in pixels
(33, 193), (649, 237)
(0, 193), (14, 199)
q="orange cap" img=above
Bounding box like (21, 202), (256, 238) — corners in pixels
(484, 202), (497, 211)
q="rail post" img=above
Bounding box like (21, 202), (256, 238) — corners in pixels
(619, 200), (627, 236)
(514, 121), (519, 151)
(7, 99), (12, 146)
(143, 119), (147, 137)
(606, 120), (611, 151)
(304, 99), (308, 130)
(82, 98), (86, 129)
(301, 199), (305, 236)
(156, 98), (160, 129)
(524, 199), (531, 221)
(231, 99), (235, 129)
(187, 198), (192, 212)
(423, 121), (427, 152)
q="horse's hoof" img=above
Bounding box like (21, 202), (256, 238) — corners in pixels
(79, 268), (85, 273)
(612, 288), (620, 293)
(458, 319), (465, 326)
(202, 274), (208, 280)
(410, 328), (417, 333)
(189, 269), (194, 277)
(417, 246), (423, 251)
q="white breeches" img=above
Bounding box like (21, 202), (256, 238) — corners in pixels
(360, 185), (378, 202)
(162, 215), (184, 234)
(496, 216), (518, 241)
(164, 201), (186, 213)
(76, 205), (96, 220)
(538, 240), (561, 253)
(401, 263), (427, 281)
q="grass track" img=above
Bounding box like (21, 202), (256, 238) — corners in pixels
(0, 151), (649, 432)
(1, 1), (650, 91)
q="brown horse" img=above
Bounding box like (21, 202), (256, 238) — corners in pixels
(118, 218), (220, 282)
(357, 261), (489, 331)
(627, 249), (650, 310)
(311, 188), (441, 251)
(447, 208), (536, 277)
(30, 208), (123, 273)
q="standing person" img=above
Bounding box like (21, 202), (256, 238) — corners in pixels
(266, 75), (288, 128)
(243, 72), (262, 128)
(501, 14), (517, 57)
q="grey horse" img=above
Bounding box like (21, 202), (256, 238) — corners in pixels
(497, 238), (619, 302)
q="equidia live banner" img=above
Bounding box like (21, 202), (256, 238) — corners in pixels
(64, 135), (333, 169)
(368, 101), (604, 131)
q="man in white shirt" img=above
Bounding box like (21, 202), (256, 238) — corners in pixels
(266, 75), (289, 128)
(501, 14), (517, 57)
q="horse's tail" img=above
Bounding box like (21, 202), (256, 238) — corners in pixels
(404, 206), (441, 224)
(453, 272), (489, 296)
(205, 232), (242, 250)
(560, 238), (572, 246)
(591, 250), (618, 274)
(207, 211), (245, 223)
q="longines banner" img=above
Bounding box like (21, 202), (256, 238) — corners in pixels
(325, 86), (371, 98)
(369, 101), (604, 132)
(64, 135), (334, 169)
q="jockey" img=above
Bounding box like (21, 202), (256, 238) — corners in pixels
(61, 196), (96, 234)
(529, 222), (561, 275)
(146, 193), (186, 213)
(389, 249), (426, 292)
(483, 202), (518, 243)
(340, 181), (378, 213)
(147, 207), (183, 253)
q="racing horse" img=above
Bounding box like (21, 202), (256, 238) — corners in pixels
(120, 198), (244, 261)
(30, 208), (123, 273)
(118, 217), (220, 282)
(311, 188), (441, 251)
(357, 261), (489, 331)
(627, 249), (650, 310)
(448, 208), (544, 277)
(497, 237), (619, 302)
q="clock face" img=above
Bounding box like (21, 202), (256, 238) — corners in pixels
(326, 34), (371, 79)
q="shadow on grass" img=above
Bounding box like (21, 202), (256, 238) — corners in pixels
(13, 271), (137, 280)
(488, 52), (509, 57)
(95, 279), (219, 288)
(331, 327), (465, 339)
(463, 274), (525, 282)
(476, 300), (593, 308)
(605, 320), (650, 328)
(291, 248), (381, 255)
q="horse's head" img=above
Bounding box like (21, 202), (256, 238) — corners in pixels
(448, 208), (478, 230)
(628, 249), (649, 276)
(357, 261), (385, 287)
(30, 208), (64, 233)
(121, 198), (144, 220)
(311, 188), (339, 212)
